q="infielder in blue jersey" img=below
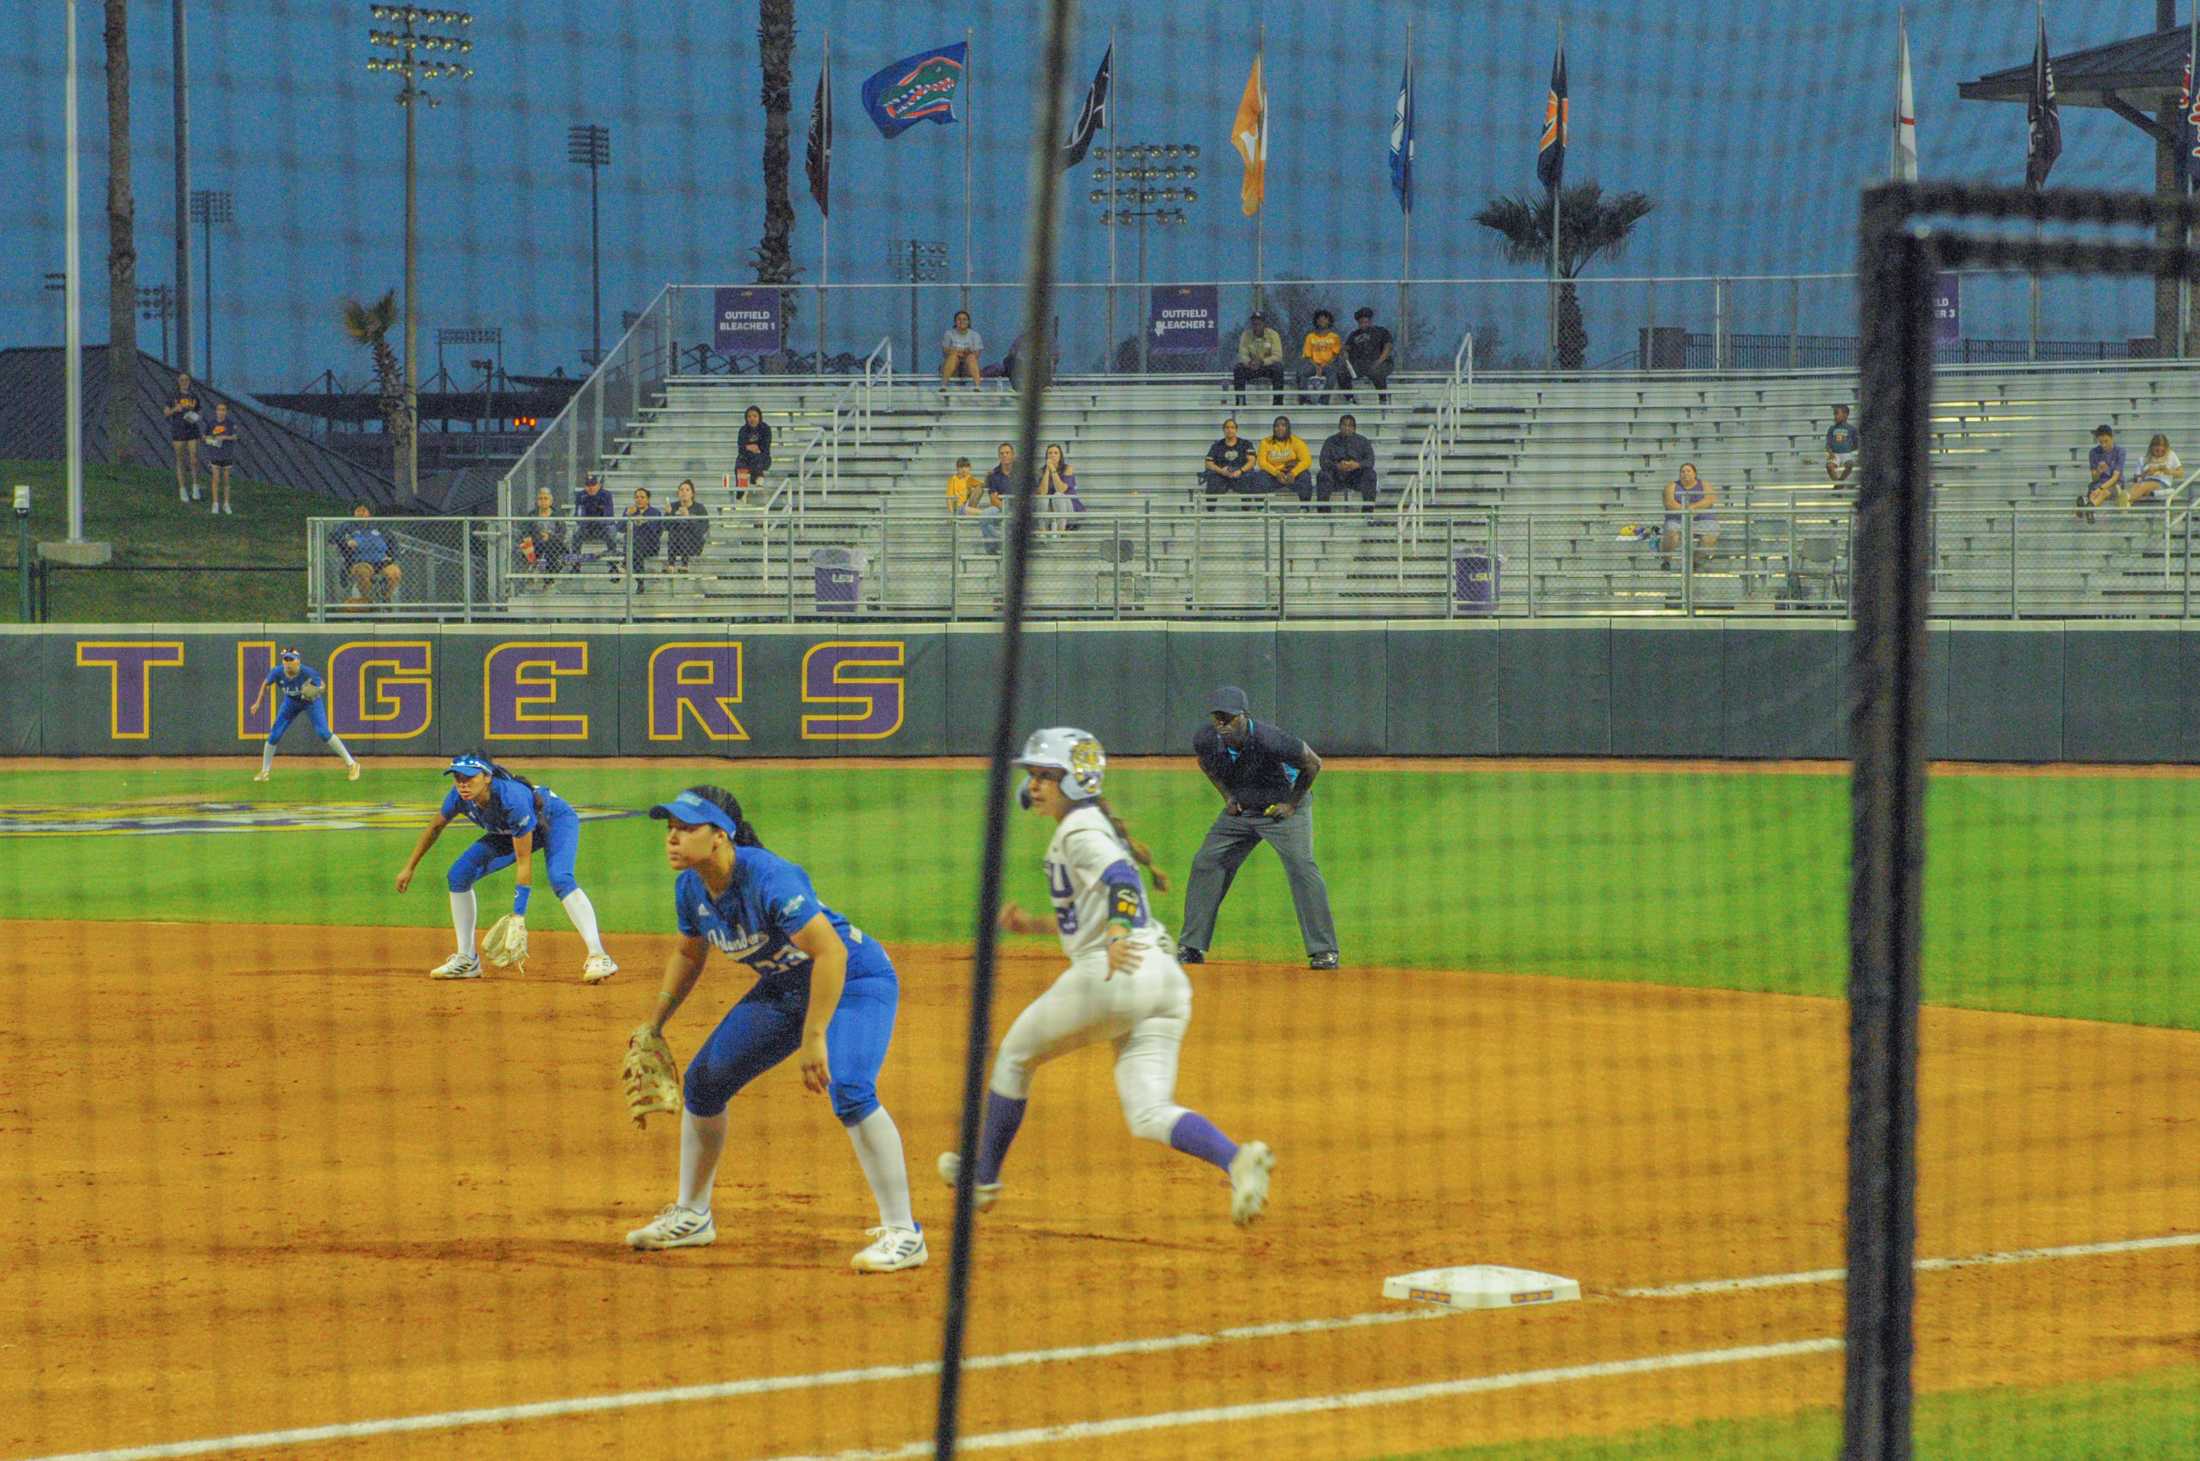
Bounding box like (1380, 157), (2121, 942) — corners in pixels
(620, 785), (925, 1273)
(393, 751), (617, 984)
(246, 647), (360, 782)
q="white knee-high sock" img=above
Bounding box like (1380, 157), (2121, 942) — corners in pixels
(259, 742), (275, 774)
(327, 735), (356, 766)
(846, 1107), (915, 1230)
(561, 888), (606, 957)
(679, 1109), (728, 1214)
(449, 890), (477, 956)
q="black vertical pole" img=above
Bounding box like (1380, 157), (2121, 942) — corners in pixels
(1845, 182), (1931, 1461)
(590, 156), (603, 365)
(202, 209), (214, 381)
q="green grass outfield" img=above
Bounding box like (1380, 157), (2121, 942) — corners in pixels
(0, 760), (2193, 1030)
(1389, 1363), (2200, 1460)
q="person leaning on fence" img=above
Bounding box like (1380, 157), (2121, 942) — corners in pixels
(2128, 434), (2181, 506)
(1316, 414), (1377, 511)
(1231, 312), (1287, 405)
(1344, 308), (1394, 404)
(1202, 418), (1255, 506)
(1660, 462), (1720, 567)
(335, 502), (402, 605)
(519, 487), (568, 583)
(622, 487), (664, 591)
(737, 406), (772, 499)
(2077, 424), (2125, 520)
(1255, 415), (1313, 501)
(1824, 405), (1860, 484)
(664, 479), (708, 573)
(1298, 310), (1351, 403)
(574, 472), (617, 565)
(940, 310), (985, 389)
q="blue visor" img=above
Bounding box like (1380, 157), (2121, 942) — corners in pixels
(279, 647), (302, 661)
(444, 754), (493, 779)
(649, 792), (740, 837)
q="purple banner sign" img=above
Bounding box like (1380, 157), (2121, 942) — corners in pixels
(714, 287), (784, 355)
(1148, 284), (1220, 355)
(1932, 274), (1960, 345)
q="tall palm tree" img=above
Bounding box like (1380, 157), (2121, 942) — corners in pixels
(1474, 181), (1654, 369)
(751, 0), (799, 359)
(103, 0), (139, 463)
(342, 291), (409, 466)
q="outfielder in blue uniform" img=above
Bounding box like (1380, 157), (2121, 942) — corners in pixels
(622, 785), (925, 1273)
(247, 647), (359, 782)
(393, 751), (617, 983)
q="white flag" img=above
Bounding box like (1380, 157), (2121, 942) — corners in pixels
(1891, 11), (1918, 181)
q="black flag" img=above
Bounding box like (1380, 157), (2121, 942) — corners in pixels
(1061, 45), (1111, 170)
(1536, 41), (1569, 192)
(2024, 9), (2061, 190)
(806, 55), (833, 216)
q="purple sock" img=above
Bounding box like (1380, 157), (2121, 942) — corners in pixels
(973, 1091), (1027, 1184)
(1168, 1111), (1239, 1172)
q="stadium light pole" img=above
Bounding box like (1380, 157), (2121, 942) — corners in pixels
(138, 283), (176, 365)
(1090, 142), (1198, 372)
(886, 239), (950, 372)
(367, 4), (475, 503)
(188, 189), (233, 381)
(566, 124), (611, 366)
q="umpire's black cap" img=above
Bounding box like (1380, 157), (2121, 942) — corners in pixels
(1209, 685), (1251, 715)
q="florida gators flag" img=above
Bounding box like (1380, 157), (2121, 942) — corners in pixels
(1232, 53), (1268, 216)
(861, 42), (967, 140)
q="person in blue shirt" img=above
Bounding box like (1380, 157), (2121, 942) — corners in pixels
(246, 646), (360, 783)
(334, 503), (403, 605)
(393, 751), (618, 984)
(622, 785), (925, 1273)
(1823, 405), (1860, 484)
(573, 472), (617, 568)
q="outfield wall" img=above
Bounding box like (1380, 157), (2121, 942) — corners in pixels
(2, 621), (2194, 763)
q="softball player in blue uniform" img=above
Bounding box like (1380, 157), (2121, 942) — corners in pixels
(938, 728), (1275, 1226)
(247, 647), (360, 782)
(393, 751), (617, 983)
(624, 785), (925, 1273)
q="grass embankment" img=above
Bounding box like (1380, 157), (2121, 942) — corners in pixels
(0, 458), (325, 622)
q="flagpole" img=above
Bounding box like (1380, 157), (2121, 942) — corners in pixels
(963, 26), (975, 310)
(1550, 18), (1563, 369)
(1109, 19), (1120, 374)
(2185, 3), (2196, 356)
(819, 30), (830, 371)
(2029, 0), (2042, 363)
(1255, 21), (1265, 305)
(1400, 16), (1412, 364)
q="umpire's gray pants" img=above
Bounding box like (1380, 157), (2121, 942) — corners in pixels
(1177, 807), (1337, 959)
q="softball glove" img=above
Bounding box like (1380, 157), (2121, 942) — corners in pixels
(481, 913), (529, 972)
(298, 682), (326, 702)
(622, 1026), (680, 1128)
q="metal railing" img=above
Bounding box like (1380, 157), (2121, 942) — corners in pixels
(1399, 331), (1474, 558)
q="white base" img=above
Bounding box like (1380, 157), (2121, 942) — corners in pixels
(1383, 1264), (1582, 1312)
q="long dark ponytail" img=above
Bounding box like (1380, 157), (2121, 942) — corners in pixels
(684, 784), (762, 847)
(1093, 795), (1168, 891)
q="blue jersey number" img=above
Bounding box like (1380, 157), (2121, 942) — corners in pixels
(1047, 861), (1078, 934)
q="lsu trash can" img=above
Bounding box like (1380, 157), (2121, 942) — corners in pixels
(812, 547), (867, 611)
(1453, 552), (1499, 614)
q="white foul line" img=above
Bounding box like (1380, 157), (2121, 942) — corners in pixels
(25, 1229), (2194, 1461)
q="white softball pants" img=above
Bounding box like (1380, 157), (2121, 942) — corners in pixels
(989, 944), (1194, 1144)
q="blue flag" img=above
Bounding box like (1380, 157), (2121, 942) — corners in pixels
(860, 42), (968, 140)
(1389, 56), (1414, 212)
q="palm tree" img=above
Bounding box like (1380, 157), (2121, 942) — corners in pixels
(1474, 181), (1654, 369)
(751, 0), (800, 361)
(103, 0), (139, 463)
(342, 291), (410, 466)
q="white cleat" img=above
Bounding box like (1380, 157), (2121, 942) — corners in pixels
(935, 1152), (1001, 1212)
(581, 952), (619, 984)
(250, 770), (270, 783)
(626, 1204), (716, 1251)
(850, 1224), (927, 1273)
(1228, 1140), (1275, 1227)
(346, 761), (362, 782)
(429, 952), (481, 980)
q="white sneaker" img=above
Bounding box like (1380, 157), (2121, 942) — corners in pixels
(935, 1152), (1001, 1212)
(850, 1224), (927, 1272)
(346, 761), (362, 782)
(581, 952), (618, 984)
(429, 952), (481, 980)
(177, 487), (188, 502)
(250, 770), (270, 783)
(626, 1204), (716, 1251)
(1228, 1140), (1275, 1226)
(191, 485), (202, 501)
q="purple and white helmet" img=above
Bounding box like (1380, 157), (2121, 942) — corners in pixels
(1013, 726), (1105, 801)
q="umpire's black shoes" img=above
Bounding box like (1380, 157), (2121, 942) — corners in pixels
(1309, 953), (1340, 970)
(1178, 947), (1205, 965)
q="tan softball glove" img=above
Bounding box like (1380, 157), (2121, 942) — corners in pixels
(481, 913), (529, 971)
(623, 1025), (680, 1129)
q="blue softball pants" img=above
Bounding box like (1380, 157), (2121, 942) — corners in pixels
(446, 805), (583, 898)
(683, 967), (900, 1127)
(266, 695), (332, 745)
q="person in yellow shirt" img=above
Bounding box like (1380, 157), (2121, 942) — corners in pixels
(1299, 309), (1349, 403)
(1255, 415), (1313, 501)
(948, 455), (1004, 553)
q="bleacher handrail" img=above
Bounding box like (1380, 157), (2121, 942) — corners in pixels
(1398, 331), (1474, 557)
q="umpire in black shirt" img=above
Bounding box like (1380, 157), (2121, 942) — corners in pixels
(1179, 686), (1340, 969)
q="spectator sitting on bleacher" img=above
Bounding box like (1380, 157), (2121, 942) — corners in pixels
(1317, 414), (1378, 511)
(1660, 463), (1720, 568)
(2078, 424), (2125, 519)
(1299, 310), (1350, 403)
(738, 406), (772, 500)
(665, 480), (707, 573)
(519, 488), (568, 582)
(982, 442), (1018, 553)
(1038, 442), (1081, 537)
(334, 502), (402, 605)
(1202, 418), (1254, 505)
(574, 472), (617, 566)
(2128, 434), (2181, 506)
(1824, 405), (1860, 483)
(621, 487), (664, 590)
(1232, 312), (1287, 404)
(1345, 308), (1394, 404)
(1256, 415), (1314, 501)
(941, 310), (985, 389)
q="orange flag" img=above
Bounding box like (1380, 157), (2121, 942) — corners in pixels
(1232, 53), (1268, 216)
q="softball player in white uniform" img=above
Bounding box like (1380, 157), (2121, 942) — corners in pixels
(939, 727), (1275, 1226)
